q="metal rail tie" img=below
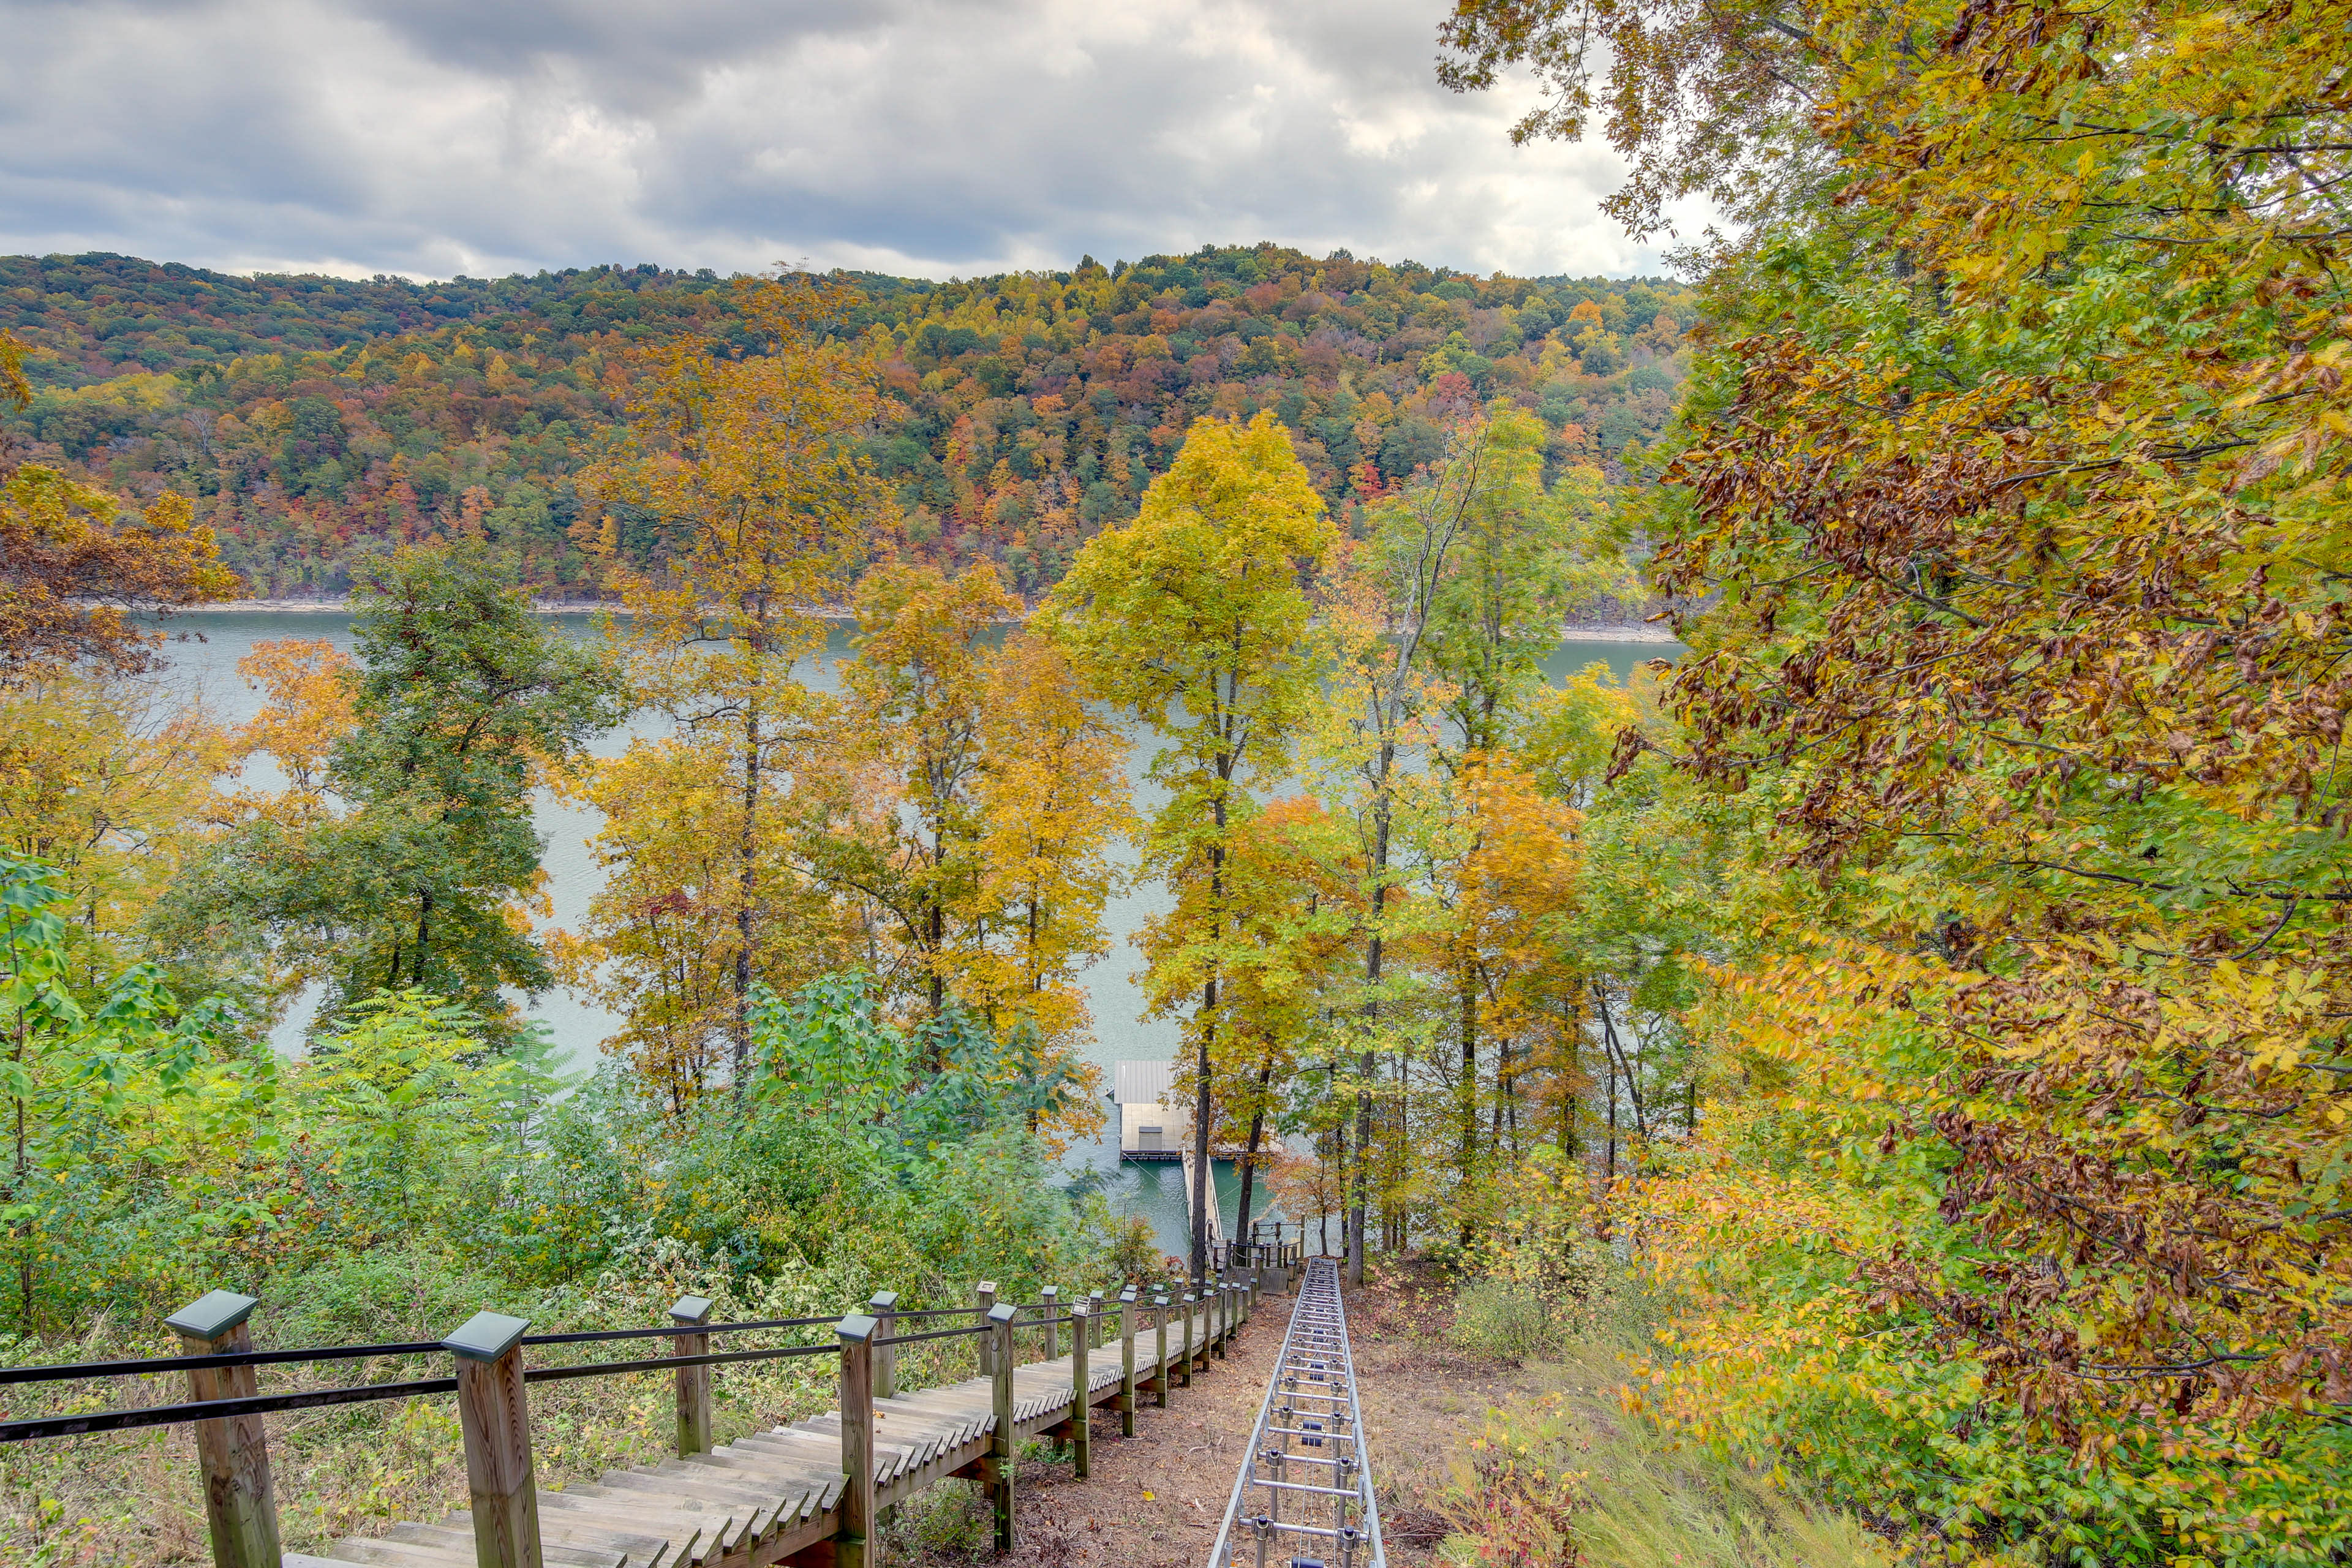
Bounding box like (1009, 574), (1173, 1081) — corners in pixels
(1206, 1256), (1384, 1568)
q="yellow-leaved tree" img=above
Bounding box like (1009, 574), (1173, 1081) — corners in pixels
(968, 630), (1131, 1075)
(832, 561), (1019, 1015)
(1042, 412), (1336, 1276)
(574, 274), (886, 1096)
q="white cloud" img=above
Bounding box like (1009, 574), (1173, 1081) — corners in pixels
(0, 0), (1676, 281)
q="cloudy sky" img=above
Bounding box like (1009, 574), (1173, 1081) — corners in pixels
(1, 0), (1665, 284)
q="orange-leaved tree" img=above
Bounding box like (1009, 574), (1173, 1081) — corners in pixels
(0, 325), (235, 682)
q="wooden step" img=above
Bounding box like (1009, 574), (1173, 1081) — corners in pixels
(392, 1521), (627, 1568)
(318, 1536), (477, 1568)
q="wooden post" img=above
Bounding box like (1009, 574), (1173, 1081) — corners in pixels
(166, 1291), (281, 1568)
(1039, 1284), (1058, 1359)
(1152, 1292), (1170, 1408)
(668, 1294), (714, 1458)
(974, 1280), (997, 1376)
(867, 1290), (899, 1401)
(835, 1313), (878, 1568)
(1086, 1289), (1106, 1350)
(1068, 1302), (1090, 1477)
(1118, 1287), (1138, 1438)
(1211, 1276), (1227, 1358)
(987, 1301), (1017, 1553)
(446, 1311), (540, 1568)
(1178, 1292), (1195, 1385)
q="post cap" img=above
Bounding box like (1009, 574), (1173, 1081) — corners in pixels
(868, 1289), (900, 1311)
(1118, 1286), (1137, 1303)
(1069, 1300), (1088, 1319)
(444, 1311), (530, 1362)
(669, 1294), (715, 1324)
(1039, 1284), (1058, 1300)
(835, 1312), (879, 1341)
(976, 1280), (997, 1295)
(165, 1289), (258, 1341)
(987, 1301), (1019, 1325)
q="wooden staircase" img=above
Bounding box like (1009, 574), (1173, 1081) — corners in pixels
(290, 1303), (1212, 1568)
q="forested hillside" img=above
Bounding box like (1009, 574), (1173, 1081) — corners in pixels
(0, 247), (1691, 599)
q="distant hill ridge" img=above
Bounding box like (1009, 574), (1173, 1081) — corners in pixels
(1, 246), (1692, 600)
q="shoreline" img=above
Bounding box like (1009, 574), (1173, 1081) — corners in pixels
(179, 598), (617, 616)
(174, 600), (1683, 641)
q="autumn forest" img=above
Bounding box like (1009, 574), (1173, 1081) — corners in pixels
(2, 247), (1689, 603)
(2, 0), (2348, 1564)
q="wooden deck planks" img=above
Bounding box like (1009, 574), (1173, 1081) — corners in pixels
(297, 1298), (1246, 1568)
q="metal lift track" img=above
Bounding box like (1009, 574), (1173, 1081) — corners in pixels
(1206, 1256), (1385, 1568)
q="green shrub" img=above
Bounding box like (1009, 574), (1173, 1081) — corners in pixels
(891, 1477), (992, 1556)
(1449, 1277), (1554, 1363)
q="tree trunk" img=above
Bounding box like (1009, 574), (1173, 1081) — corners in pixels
(412, 887), (434, 990)
(1330, 1072), (1348, 1266)
(1191, 981), (1215, 1283)
(1605, 1050), (1618, 1189)
(1596, 985), (1648, 1139)
(927, 896), (945, 1017)
(733, 703), (760, 1098)
(1458, 971), (1477, 1241)
(1232, 1057), (1273, 1248)
(1349, 1009), (1374, 1282)
(1560, 998), (1581, 1158)
(1491, 1038), (1509, 1151)
(1349, 760), (1394, 1287)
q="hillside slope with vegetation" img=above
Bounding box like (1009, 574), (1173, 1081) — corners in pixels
(0, 246), (1691, 599)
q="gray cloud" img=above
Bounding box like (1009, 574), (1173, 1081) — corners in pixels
(0, 0), (1675, 281)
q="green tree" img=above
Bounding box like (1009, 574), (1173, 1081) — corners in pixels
(290, 989), (562, 1246)
(1418, 406), (1620, 759)
(164, 546), (621, 1031)
(0, 854), (260, 1330)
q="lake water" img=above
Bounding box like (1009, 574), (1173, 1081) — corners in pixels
(151, 611), (1676, 1256)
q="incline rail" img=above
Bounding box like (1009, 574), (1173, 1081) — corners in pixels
(1207, 1254), (1384, 1568)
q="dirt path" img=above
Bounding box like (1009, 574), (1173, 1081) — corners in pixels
(887, 1267), (1539, 1568)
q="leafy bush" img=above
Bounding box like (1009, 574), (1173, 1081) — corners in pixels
(1449, 1278), (1554, 1363)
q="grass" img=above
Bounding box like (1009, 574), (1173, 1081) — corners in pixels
(1431, 1264), (1893, 1568)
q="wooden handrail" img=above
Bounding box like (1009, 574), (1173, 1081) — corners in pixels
(45, 1272), (1250, 1568)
